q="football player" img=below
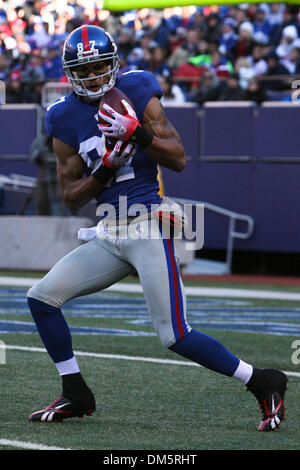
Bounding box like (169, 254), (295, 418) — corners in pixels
(27, 25), (287, 431)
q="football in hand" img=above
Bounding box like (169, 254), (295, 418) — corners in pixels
(98, 87), (136, 149)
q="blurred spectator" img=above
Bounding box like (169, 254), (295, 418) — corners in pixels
(10, 17), (27, 36)
(187, 8), (205, 31)
(167, 28), (201, 70)
(276, 24), (299, 60)
(281, 45), (300, 74)
(22, 49), (45, 83)
(27, 16), (50, 49)
(263, 50), (290, 91)
(235, 57), (256, 89)
(158, 75), (186, 104)
(193, 69), (222, 105)
(140, 43), (171, 78)
(0, 23), (17, 57)
(234, 21), (256, 58)
(0, 53), (9, 80)
(246, 43), (268, 76)
(14, 32), (31, 57)
(0, 8), (6, 26)
(140, 9), (170, 48)
(218, 17), (238, 59)
(123, 47), (144, 71)
(244, 76), (268, 103)
(117, 27), (135, 58)
(168, 26), (188, 54)
(64, 5), (82, 32)
(5, 69), (24, 103)
(196, 38), (210, 55)
(268, 3), (285, 28)
(19, 48), (45, 102)
(219, 72), (245, 100)
(204, 13), (222, 44)
(48, 20), (68, 49)
(42, 45), (63, 79)
(252, 7), (273, 44)
(247, 3), (258, 22)
(233, 6), (248, 26)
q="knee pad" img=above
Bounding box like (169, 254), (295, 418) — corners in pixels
(155, 322), (177, 349)
(153, 317), (191, 349)
(26, 282), (62, 309)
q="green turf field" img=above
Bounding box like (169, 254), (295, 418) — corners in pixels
(1, 276), (300, 451)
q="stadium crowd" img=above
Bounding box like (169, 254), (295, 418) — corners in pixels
(0, 0), (299, 106)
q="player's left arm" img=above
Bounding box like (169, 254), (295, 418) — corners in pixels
(99, 96), (186, 172)
(141, 96), (186, 172)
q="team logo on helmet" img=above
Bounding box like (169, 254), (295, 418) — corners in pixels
(77, 41), (100, 59)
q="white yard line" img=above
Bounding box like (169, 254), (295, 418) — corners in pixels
(108, 283), (300, 301)
(0, 277), (40, 288)
(2, 344), (198, 367)
(0, 438), (70, 450)
(1, 344), (300, 378)
(1, 276), (300, 301)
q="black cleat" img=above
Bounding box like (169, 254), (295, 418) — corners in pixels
(246, 368), (288, 432)
(29, 393), (96, 422)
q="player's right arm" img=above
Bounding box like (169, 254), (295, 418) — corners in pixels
(54, 136), (134, 212)
(54, 137), (106, 213)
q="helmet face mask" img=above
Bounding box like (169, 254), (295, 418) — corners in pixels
(62, 26), (120, 100)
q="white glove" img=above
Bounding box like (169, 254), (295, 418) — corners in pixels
(98, 99), (140, 141)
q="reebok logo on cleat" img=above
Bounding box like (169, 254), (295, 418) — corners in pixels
(28, 395), (96, 423)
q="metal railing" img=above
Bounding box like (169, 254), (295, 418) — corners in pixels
(41, 82), (72, 109)
(0, 174), (36, 192)
(172, 197), (254, 274)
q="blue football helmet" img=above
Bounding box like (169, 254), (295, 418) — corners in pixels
(62, 25), (119, 100)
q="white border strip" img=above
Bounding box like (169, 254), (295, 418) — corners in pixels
(204, 101), (254, 108)
(0, 439), (70, 450)
(2, 344), (299, 378)
(2, 344), (197, 367)
(1, 276), (300, 301)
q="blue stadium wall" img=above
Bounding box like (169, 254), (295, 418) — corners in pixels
(0, 102), (299, 255)
(162, 102), (300, 255)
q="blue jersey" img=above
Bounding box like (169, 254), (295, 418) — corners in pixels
(45, 70), (163, 217)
